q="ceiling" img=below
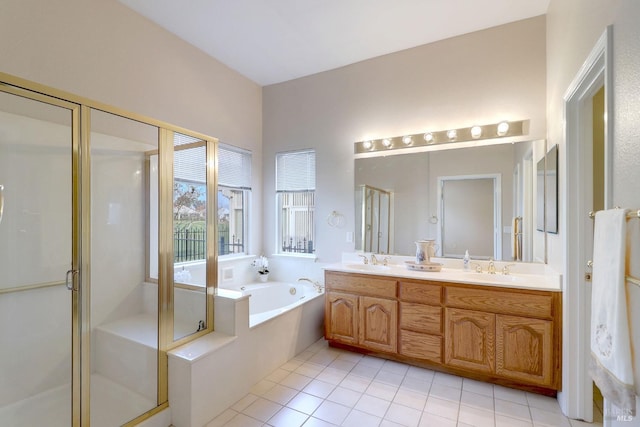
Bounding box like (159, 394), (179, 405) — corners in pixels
(118, 0), (549, 86)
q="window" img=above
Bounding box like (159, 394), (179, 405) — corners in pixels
(218, 144), (251, 256)
(173, 136), (207, 264)
(276, 149), (316, 255)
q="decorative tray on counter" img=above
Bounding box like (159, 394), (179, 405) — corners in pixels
(405, 261), (443, 272)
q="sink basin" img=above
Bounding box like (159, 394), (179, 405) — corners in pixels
(470, 273), (530, 284)
(452, 271), (551, 286)
(343, 263), (391, 272)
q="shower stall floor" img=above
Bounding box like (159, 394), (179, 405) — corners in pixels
(0, 373), (155, 427)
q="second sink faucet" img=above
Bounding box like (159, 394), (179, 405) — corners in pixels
(488, 259), (496, 274)
(370, 254), (391, 265)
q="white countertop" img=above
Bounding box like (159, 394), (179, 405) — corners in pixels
(324, 254), (562, 292)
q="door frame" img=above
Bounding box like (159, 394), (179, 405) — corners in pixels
(0, 83), (85, 426)
(560, 26), (613, 421)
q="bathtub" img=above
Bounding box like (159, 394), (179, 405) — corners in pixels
(224, 281), (324, 327)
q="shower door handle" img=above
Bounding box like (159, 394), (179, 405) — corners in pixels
(65, 269), (79, 291)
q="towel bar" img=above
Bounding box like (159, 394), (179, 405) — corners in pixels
(628, 276), (640, 288)
(588, 208), (640, 219)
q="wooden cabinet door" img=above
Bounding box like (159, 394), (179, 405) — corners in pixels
(326, 292), (359, 344)
(496, 315), (553, 386)
(445, 308), (495, 373)
(359, 296), (398, 353)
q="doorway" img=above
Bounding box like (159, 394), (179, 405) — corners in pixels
(562, 26), (612, 421)
(0, 85), (81, 426)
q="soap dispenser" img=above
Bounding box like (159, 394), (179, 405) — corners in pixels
(463, 250), (470, 271)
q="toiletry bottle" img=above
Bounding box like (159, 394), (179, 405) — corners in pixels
(463, 250), (470, 271)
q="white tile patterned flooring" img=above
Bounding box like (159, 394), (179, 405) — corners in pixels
(206, 339), (603, 427)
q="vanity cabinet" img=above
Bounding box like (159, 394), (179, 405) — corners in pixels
(398, 281), (443, 363)
(325, 272), (397, 353)
(326, 292), (359, 344)
(445, 285), (557, 388)
(324, 270), (562, 394)
(444, 308), (495, 373)
(495, 314), (553, 386)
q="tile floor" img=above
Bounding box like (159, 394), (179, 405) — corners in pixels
(206, 339), (603, 427)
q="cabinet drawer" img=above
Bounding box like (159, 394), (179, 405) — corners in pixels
(399, 281), (442, 303)
(400, 302), (441, 334)
(445, 286), (553, 319)
(325, 272), (396, 298)
(399, 330), (442, 363)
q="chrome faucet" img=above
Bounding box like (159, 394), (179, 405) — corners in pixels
(487, 259), (496, 274)
(370, 253), (391, 266)
(358, 254), (369, 264)
(298, 277), (324, 293)
(502, 264), (517, 275)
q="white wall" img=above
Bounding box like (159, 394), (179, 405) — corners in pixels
(263, 16), (547, 277)
(0, 0), (263, 253)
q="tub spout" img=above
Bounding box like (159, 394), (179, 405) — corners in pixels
(298, 277), (324, 293)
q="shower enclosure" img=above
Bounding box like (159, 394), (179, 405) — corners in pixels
(0, 74), (217, 426)
(356, 184), (391, 254)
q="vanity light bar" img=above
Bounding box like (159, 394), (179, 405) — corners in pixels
(354, 120), (529, 154)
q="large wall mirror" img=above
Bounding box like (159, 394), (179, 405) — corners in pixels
(355, 139), (548, 263)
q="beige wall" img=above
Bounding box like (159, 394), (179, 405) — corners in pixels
(547, 0), (640, 422)
(263, 16), (547, 264)
(0, 0), (264, 252)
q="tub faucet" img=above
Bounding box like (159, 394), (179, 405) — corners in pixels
(298, 277), (324, 293)
(358, 254), (369, 264)
(370, 254), (379, 265)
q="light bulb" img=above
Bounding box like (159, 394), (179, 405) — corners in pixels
(447, 129), (457, 140)
(497, 121), (510, 136)
(362, 140), (373, 150)
(471, 126), (482, 139)
(402, 135), (412, 145)
(423, 132), (434, 143)
(382, 138), (392, 148)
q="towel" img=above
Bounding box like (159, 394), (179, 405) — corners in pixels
(626, 213), (640, 396)
(511, 216), (522, 261)
(590, 208), (636, 414)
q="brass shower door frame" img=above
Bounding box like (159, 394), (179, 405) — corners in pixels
(0, 71), (219, 427)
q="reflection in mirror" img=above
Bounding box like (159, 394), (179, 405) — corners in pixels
(537, 144), (558, 234)
(439, 175), (499, 259)
(355, 140), (547, 262)
(172, 132), (208, 341)
(355, 185), (391, 254)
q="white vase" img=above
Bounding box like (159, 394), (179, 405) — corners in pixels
(259, 273), (269, 282)
(415, 240), (438, 264)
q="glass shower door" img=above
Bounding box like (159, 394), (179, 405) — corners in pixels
(0, 90), (77, 426)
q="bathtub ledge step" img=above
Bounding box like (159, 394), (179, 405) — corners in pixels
(168, 332), (237, 363)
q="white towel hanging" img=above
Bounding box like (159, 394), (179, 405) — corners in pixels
(590, 208), (636, 413)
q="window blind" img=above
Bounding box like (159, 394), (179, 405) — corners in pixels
(219, 144), (252, 190)
(174, 145), (206, 183)
(276, 149), (316, 192)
